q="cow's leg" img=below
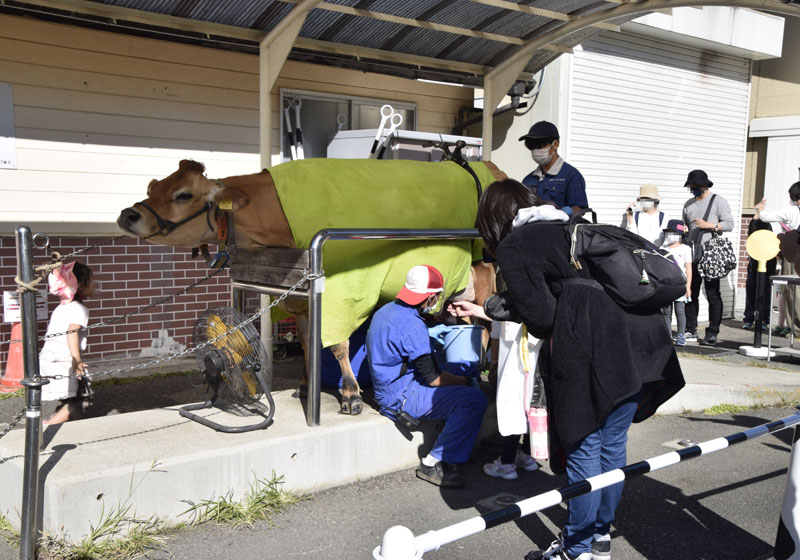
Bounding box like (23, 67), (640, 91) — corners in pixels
(331, 340), (362, 415)
(294, 314), (309, 399)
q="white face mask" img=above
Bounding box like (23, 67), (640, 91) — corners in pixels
(422, 294), (440, 314)
(639, 200), (655, 209)
(665, 233), (682, 244)
(531, 148), (552, 166)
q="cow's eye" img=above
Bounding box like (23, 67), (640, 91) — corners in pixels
(174, 192), (193, 202)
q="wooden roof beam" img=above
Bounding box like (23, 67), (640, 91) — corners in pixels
(465, 0), (621, 31)
(279, 0), (573, 51)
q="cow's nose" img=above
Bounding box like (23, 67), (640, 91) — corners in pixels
(119, 207), (141, 226)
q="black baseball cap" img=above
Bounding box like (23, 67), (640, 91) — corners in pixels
(663, 219), (688, 234)
(684, 169), (713, 188)
(519, 121), (560, 142)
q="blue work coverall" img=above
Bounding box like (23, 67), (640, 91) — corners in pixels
(366, 300), (487, 463)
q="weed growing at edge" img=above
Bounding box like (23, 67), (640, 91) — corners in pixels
(704, 403), (749, 415)
(181, 471), (304, 528)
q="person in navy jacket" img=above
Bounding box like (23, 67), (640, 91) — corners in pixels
(520, 121), (587, 215)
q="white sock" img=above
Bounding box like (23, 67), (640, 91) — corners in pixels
(421, 454), (439, 467)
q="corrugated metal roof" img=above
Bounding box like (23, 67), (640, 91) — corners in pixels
(4, 0), (651, 86)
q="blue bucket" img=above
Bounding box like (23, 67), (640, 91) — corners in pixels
(429, 324), (484, 364)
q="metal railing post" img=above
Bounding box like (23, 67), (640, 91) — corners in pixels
(306, 228), (480, 427)
(16, 226), (48, 560)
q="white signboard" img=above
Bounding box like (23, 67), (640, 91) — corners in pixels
(3, 291), (47, 323)
(0, 82), (16, 169)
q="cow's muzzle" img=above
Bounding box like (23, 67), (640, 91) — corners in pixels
(126, 201), (214, 238)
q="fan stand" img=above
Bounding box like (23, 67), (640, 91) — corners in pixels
(180, 366), (276, 433)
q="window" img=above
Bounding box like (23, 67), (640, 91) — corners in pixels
(279, 89), (415, 160)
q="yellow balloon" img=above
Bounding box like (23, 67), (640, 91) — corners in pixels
(746, 229), (780, 272)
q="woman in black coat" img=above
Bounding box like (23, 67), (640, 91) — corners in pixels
(455, 179), (684, 560)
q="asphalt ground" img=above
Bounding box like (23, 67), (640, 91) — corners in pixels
(1, 406), (791, 560)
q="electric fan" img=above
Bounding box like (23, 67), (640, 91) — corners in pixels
(179, 307), (275, 433)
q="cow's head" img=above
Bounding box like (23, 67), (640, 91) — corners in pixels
(117, 160), (249, 247)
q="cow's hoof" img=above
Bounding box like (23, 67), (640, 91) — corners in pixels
(292, 386), (308, 399)
(349, 395), (363, 415)
(340, 395), (362, 415)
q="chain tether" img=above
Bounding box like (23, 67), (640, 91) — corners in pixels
(0, 407), (25, 442)
(39, 271), (312, 381)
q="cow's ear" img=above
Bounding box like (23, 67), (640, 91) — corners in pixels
(179, 160), (205, 174)
(213, 187), (249, 212)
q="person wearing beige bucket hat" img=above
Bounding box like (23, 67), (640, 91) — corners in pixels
(622, 183), (670, 246)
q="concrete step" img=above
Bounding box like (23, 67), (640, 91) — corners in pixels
(0, 390), (442, 540)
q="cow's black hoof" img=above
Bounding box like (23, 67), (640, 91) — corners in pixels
(292, 386), (308, 399)
(340, 398), (351, 415)
(349, 395), (363, 415)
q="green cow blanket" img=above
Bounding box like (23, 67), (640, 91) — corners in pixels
(268, 158), (495, 347)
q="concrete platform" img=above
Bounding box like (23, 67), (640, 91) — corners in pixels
(0, 390), (446, 541)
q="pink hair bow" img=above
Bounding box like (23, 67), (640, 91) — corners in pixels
(48, 261), (78, 304)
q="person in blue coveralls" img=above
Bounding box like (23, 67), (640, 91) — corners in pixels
(366, 264), (488, 488)
(520, 120), (587, 215)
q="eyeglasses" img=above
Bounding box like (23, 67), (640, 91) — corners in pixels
(524, 138), (552, 151)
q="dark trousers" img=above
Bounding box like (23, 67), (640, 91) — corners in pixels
(685, 262), (722, 336)
(744, 259), (776, 324)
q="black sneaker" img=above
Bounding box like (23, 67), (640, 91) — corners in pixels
(525, 538), (591, 560)
(699, 334), (718, 346)
(684, 331), (698, 342)
(415, 461), (464, 488)
(591, 538), (610, 560)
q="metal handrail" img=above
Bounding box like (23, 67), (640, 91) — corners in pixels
(306, 228), (481, 426)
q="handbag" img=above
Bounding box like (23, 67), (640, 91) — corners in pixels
(697, 195), (737, 279)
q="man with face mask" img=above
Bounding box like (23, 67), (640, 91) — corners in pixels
(682, 170), (734, 346)
(520, 121), (587, 215)
(366, 265), (488, 488)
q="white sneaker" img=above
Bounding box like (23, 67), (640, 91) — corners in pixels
(483, 457), (518, 480)
(515, 449), (539, 471)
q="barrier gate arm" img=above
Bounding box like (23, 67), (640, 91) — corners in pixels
(374, 410), (800, 560)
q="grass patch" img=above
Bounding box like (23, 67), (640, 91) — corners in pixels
(39, 505), (173, 560)
(0, 388), (23, 400)
(181, 472), (303, 528)
(0, 514), (19, 547)
(704, 403), (749, 415)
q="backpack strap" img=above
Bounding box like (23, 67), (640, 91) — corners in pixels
(635, 211), (664, 227)
(702, 194), (717, 222)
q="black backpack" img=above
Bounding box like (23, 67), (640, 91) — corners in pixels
(568, 209), (686, 311)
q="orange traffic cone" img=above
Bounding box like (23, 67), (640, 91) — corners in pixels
(0, 323), (24, 392)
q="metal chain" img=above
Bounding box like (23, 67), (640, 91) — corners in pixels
(0, 407), (25, 442)
(39, 271), (315, 381)
(36, 234), (125, 264)
(2, 265), (225, 347)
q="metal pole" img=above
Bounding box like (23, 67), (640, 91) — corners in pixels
(307, 228), (480, 427)
(16, 226), (48, 560)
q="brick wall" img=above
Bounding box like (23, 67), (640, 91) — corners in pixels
(738, 215), (752, 289)
(0, 236), (238, 370)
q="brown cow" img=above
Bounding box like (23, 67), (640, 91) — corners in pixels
(117, 159), (505, 414)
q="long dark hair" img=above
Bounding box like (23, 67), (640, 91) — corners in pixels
(72, 261), (93, 303)
(477, 179), (543, 255)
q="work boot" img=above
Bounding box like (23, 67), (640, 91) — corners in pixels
(415, 460), (464, 488)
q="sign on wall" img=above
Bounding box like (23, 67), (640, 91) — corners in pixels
(0, 82), (16, 170)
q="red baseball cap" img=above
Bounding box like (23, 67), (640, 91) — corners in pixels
(396, 265), (444, 306)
